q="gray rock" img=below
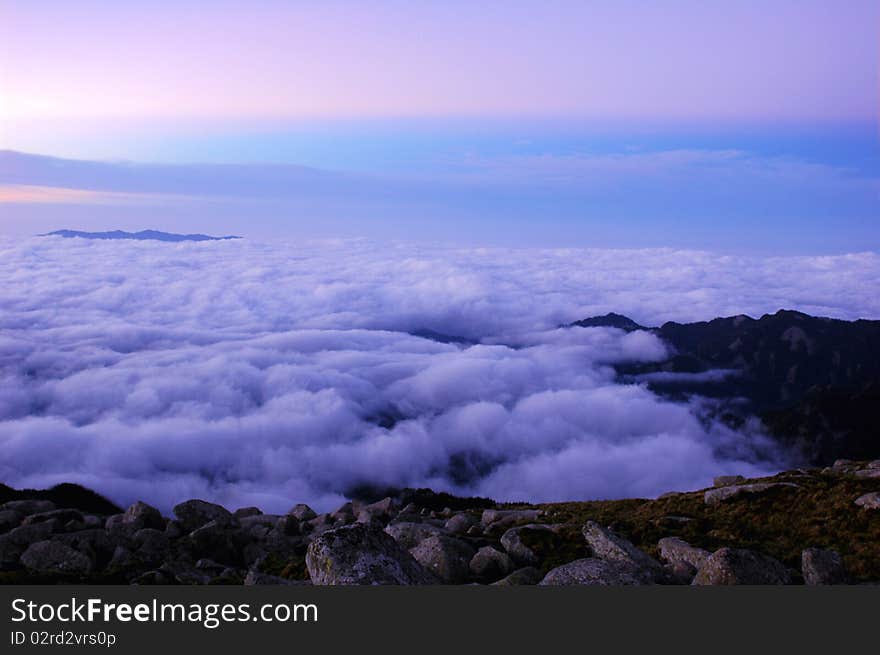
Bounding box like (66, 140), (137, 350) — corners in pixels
(855, 492), (880, 509)
(233, 507), (262, 518)
(132, 528), (171, 566)
(0, 536), (24, 569)
(469, 546), (515, 581)
(0, 509), (23, 533)
(53, 529), (116, 566)
(657, 537), (711, 572)
(5, 520), (57, 545)
(288, 504), (317, 521)
(330, 501), (358, 526)
(500, 524), (555, 566)
(22, 509), (84, 527)
(306, 523), (438, 585)
(692, 547), (791, 585)
(444, 513), (477, 534)
(104, 514), (126, 533)
(482, 509), (543, 535)
(106, 546), (134, 572)
(359, 497), (398, 522)
(21, 540), (93, 574)
(539, 558), (649, 586)
(384, 521), (447, 550)
(1, 500), (56, 515)
(131, 570), (173, 585)
(713, 475), (746, 487)
(173, 499), (232, 532)
(409, 535), (475, 584)
(195, 558), (226, 572)
(704, 482), (800, 505)
(481, 509), (542, 525)
(159, 560), (211, 585)
(491, 566), (544, 586)
(237, 514), (279, 541)
(582, 521), (663, 581)
(305, 514), (335, 538)
(244, 570), (307, 585)
(0, 521), (60, 567)
(854, 469), (880, 479)
(121, 501), (165, 531)
(163, 519), (185, 539)
(274, 515), (301, 537)
(802, 548), (847, 585)
(81, 515), (103, 530)
(185, 520), (242, 566)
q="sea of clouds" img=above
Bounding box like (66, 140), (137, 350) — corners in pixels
(1, 236), (878, 512)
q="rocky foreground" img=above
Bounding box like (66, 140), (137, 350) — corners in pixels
(1, 460), (878, 585)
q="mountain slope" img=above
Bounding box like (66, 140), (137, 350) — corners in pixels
(572, 310), (880, 464)
(42, 229), (240, 242)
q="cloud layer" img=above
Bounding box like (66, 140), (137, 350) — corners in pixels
(1, 236), (878, 512)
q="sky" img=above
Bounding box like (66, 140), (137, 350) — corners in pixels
(0, 0), (878, 251)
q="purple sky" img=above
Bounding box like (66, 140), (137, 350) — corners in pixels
(0, 1), (877, 252)
(2, 0), (876, 126)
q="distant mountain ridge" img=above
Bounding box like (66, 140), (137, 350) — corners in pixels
(42, 229), (241, 242)
(572, 310), (880, 465)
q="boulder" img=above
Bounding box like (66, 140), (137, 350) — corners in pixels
(854, 469), (880, 479)
(184, 519), (242, 566)
(173, 499), (232, 532)
(855, 492), (880, 510)
(274, 515), (301, 537)
(692, 547), (791, 585)
(5, 520), (57, 545)
(306, 523), (438, 585)
(657, 537), (711, 574)
(500, 524), (555, 566)
(330, 501), (359, 526)
(469, 546), (515, 581)
(409, 535), (475, 584)
(491, 567), (544, 586)
(53, 529), (116, 567)
(21, 540), (93, 575)
(582, 521), (663, 582)
(22, 509), (84, 527)
(288, 504), (317, 521)
(384, 521), (446, 550)
(444, 513), (477, 535)
(801, 548), (847, 585)
(539, 558), (649, 586)
(482, 509), (543, 535)
(244, 570), (306, 585)
(704, 483), (799, 505)
(481, 509), (542, 525)
(121, 501), (165, 531)
(357, 498), (398, 524)
(0, 522), (60, 568)
(233, 507), (262, 518)
(132, 528), (171, 566)
(1, 500), (56, 515)
(0, 509), (23, 534)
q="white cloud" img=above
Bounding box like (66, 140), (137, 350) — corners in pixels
(0, 236), (877, 512)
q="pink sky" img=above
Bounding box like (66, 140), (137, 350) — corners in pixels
(1, 0), (876, 125)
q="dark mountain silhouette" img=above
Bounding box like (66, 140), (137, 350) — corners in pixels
(0, 482), (122, 515)
(572, 310), (880, 464)
(409, 328), (477, 346)
(42, 229), (241, 242)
